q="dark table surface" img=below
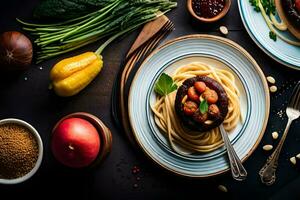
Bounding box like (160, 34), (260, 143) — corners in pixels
(1, 0), (300, 199)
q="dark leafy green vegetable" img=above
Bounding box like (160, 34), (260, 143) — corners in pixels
(199, 100), (208, 114)
(154, 73), (178, 96)
(33, 0), (114, 19)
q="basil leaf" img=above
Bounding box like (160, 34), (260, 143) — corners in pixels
(154, 73), (178, 96)
(200, 100), (209, 114)
(269, 31), (277, 41)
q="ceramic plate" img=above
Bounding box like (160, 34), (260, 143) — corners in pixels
(238, 0), (300, 70)
(128, 35), (270, 177)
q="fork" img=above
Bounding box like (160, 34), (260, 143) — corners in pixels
(122, 21), (174, 83)
(220, 124), (248, 181)
(259, 81), (300, 186)
(112, 19), (174, 144)
(111, 17), (173, 128)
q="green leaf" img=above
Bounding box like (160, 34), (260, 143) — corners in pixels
(249, 0), (260, 12)
(269, 31), (277, 41)
(199, 100), (209, 114)
(154, 73), (178, 96)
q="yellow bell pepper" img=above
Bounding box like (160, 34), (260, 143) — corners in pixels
(50, 52), (103, 97)
(49, 22), (140, 97)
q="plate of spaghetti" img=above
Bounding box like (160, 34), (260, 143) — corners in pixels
(128, 35), (270, 177)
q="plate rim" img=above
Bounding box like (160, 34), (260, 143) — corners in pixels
(237, 0), (300, 70)
(128, 34), (270, 178)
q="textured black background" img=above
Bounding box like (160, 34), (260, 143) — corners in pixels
(0, 0), (300, 199)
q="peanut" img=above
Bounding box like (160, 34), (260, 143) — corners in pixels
(269, 85), (277, 93)
(263, 145), (273, 151)
(272, 131), (279, 140)
(266, 76), (276, 84)
(290, 157), (296, 165)
(219, 26), (228, 35)
(218, 185), (228, 192)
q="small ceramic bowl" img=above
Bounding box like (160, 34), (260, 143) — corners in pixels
(0, 118), (43, 185)
(187, 0), (231, 23)
(52, 112), (112, 167)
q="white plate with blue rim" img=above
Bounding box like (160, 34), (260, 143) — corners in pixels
(238, 0), (300, 70)
(128, 35), (270, 177)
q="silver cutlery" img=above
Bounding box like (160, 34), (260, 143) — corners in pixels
(220, 124), (248, 181)
(119, 19), (174, 144)
(259, 81), (300, 185)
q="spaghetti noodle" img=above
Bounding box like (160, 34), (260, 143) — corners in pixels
(151, 62), (241, 154)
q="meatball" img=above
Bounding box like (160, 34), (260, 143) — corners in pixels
(202, 89), (218, 104)
(183, 101), (198, 116)
(175, 76), (228, 132)
(193, 109), (208, 123)
(208, 104), (220, 118)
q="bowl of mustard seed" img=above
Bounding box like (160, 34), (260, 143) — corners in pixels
(0, 118), (43, 184)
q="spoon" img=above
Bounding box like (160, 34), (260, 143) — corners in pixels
(220, 124), (247, 181)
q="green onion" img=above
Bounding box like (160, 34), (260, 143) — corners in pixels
(18, 0), (177, 63)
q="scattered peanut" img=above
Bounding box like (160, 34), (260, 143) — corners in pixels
(266, 76), (276, 84)
(263, 145), (273, 151)
(296, 153), (300, 159)
(219, 26), (228, 35)
(218, 185), (228, 192)
(290, 157), (297, 165)
(269, 85), (277, 93)
(272, 131), (279, 140)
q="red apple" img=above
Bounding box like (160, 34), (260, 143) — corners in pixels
(51, 118), (100, 168)
(296, 0), (300, 13)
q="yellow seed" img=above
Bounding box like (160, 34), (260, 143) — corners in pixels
(272, 131), (279, 140)
(218, 185), (228, 192)
(296, 153), (300, 159)
(266, 76), (276, 84)
(290, 157), (296, 165)
(263, 145), (273, 151)
(269, 85), (277, 93)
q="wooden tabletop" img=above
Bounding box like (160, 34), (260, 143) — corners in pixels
(0, 0), (300, 199)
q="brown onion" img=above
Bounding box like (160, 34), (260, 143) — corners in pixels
(0, 31), (33, 70)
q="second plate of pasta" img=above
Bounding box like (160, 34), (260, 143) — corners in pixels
(128, 35), (270, 177)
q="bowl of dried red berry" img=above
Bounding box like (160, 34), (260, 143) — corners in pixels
(0, 118), (43, 184)
(187, 0), (231, 23)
